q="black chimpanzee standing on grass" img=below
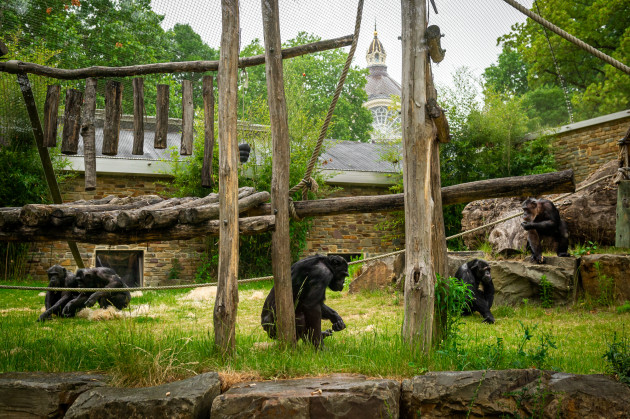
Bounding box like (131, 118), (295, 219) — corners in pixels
(37, 265), (81, 321)
(261, 254), (348, 348)
(62, 267), (131, 317)
(521, 197), (570, 264)
(455, 259), (495, 324)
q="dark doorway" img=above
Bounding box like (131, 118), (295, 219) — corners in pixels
(95, 250), (143, 287)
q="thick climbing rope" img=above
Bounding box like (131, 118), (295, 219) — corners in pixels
(288, 0), (364, 200)
(501, 0), (630, 75)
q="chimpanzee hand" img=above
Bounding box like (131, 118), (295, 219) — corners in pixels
(332, 317), (346, 332)
(84, 295), (98, 308)
(521, 221), (534, 230)
(322, 329), (333, 338)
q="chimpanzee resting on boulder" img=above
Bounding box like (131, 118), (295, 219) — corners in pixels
(37, 265), (81, 321)
(521, 197), (570, 264)
(261, 254), (348, 348)
(455, 259), (495, 324)
(62, 267), (131, 317)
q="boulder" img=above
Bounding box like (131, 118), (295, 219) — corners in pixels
(461, 160), (619, 252)
(580, 254), (630, 303)
(348, 253), (404, 294)
(64, 372), (221, 419)
(0, 372), (108, 419)
(401, 369), (630, 418)
(211, 374), (400, 419)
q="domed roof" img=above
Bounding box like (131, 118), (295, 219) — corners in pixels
(365, 26), (400, 102)
(366, 26), (387, 68)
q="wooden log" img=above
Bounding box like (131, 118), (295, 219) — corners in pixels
(51, 196), (163, 227)
(202, 75), (215, 188)
(180, 79), (194, 155)
(0, 208), (21, 228)
(425, 63), (449, 143)
(81, 78), (98, 191)
(109, 197), (192, 231)
(0, 216), (275, 244)
(616, 181), (630, 247)
(0, 36), (353, 79)
(248, 170), (575, 218)
(132, 78), (145, 155)
(135, 197), (200, 229)
(179, 187), (253, 224)
(43, 84), (60, 147)
(61, 88), (83, 155)
(177, 190), (268, 226)
(262, 0), (296, 346)
(73, 196), (164, 229)
(154, 84), (169, 149)
(426, 25), (445, 63)
(102, 80), (123, 156)
(215, 0), (240, 355)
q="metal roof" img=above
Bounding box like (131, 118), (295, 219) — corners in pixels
(320, 140), (400, 173)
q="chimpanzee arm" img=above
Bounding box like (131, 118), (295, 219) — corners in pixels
(527, 230), (545, 264)
(62, 293), (90, 317)
(472, 289), (495, 324)
(38, 293), (73, 322)
(321, 303), (345, 332)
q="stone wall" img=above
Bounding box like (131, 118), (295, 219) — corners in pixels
(25, 174), (208, 285)
(550, 110), (630, 182)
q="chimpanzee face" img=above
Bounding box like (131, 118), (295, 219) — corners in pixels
(471, 260), (492, 285)
(328, 255), (349, 292)
(46, 265), (67, 287)
(74, 269), (88, 288)
(522, 198), (538, 222)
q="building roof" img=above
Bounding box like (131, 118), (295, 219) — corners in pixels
(365, 65), (402, 101)
(320, 140), (399, 173)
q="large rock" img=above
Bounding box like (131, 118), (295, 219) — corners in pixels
(448, 256), (577, 306)
(349, 253), (404, 293)
(64, 372), (221, 419)
(211, 374), (400, 419)
(461, 160), (619, 251)
(0, 372), (108, 418)
(580, 254), (630, 303)
(401, 369), (630, 418)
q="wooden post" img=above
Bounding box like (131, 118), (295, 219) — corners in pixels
(43, 85), (60, 147)
(202, 75), (215, 188)
(401, 0), (435, 353)
(181, 79), (194, 156)
(132, 78), (145, 155)
(16, 74), (84, 269)
(214, 0), (240, 355)
(616, 127), (630, 247)
(262, 0), (297, 346)
(61, 88), (83, 155)
(81, 78), (98, 191)
(102, 80), (123, 156)
(154, 84), (169, 149)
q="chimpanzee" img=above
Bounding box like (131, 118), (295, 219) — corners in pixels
(261, 254), (348, 348)
(62, 267), (130, 316)
(521, 197), (570, 264)
(37, 265), (81, 321)
(455, 259), (495, 324)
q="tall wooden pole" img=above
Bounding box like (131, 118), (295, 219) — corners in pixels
(81, 78), (98, 191)
(615, 126), (630, 247)
(401, 0), (435, 353)
(214, 0), (240, 355)
(262, 0), (297, 346)
(201, 75), (215, 188)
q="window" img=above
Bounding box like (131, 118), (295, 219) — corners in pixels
(95, 250), (143, 287)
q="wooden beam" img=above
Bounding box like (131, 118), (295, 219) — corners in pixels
(81, 78), (98, 191)
(16, 74), (84, 269)
(154, 84), (169, 149)
(214, 0), (240, 355)
(262, 0), (297, 347)
(43, 85), (60, 147)
(401, 0), (435, 352)
(0, 35), (353, 80)
(132, 78), (145, 155)
(61, 89), (83, 155)
(201, 75), (215, 188)
(102, 81), (123, 156)
(180, 80), (194, 156)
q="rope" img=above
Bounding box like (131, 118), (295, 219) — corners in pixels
(501, 0), (630, 75)
(288, 0), (364, 197)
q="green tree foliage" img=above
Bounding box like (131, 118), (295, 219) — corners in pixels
(495, 0), (630, 121)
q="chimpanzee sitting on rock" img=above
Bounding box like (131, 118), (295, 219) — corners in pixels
(38, 265), (81, 321)
(454, 259), (495, 324)
(521, 197), (570, 264)
(62, 267), (131, 317)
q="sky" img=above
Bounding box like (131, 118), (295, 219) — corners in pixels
(151, 0), (534, 89)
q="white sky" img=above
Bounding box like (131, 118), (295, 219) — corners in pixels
(151, 0), (533, 89)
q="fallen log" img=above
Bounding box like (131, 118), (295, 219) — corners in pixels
(0, 215), (275, 244)
(248, 170), (576, 217)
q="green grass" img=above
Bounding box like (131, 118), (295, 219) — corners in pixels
(1, 279), (629, 388)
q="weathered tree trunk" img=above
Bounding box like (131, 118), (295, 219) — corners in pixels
(202, 75), (215, 188)
(181, 79), (194, 156)
(132, 78), (145, 155)
(616, 181), (630, 247)
(81, 78), (98, 191)
(262, 0), (297, 347)
(0, 215), (275, 244)
(214, 0), (240, 355)
(43, 84), (60, 147)
(102, 80), (123, 156)
(154, 84), (169, 149)
(61, 88), (83, 155)
(401, 0), (434, 353)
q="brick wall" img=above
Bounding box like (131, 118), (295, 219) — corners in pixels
(551, 111), (630, 182)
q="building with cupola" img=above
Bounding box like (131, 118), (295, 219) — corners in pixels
(364, 26), (402, 140)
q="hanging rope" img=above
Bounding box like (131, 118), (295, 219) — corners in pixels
(501, 0), (630, 75)
(288, 0), (364, 202)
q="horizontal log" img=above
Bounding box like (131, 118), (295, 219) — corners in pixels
(0, 36), (353, 80)
(0, 208), (21, 228)
(106, 197), (195, 231)
(248, 170), (576, 217)
(178, 188), (263, 225)
(0, 215), (275, 245)
(51, 196), (163, 227)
